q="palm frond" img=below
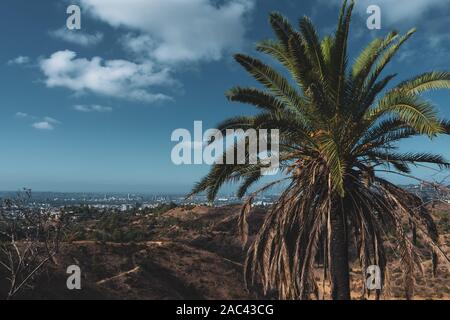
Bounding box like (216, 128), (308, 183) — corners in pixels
(234, 54), (308, 117)
(299, 16), (326, 79)
(396, 71), (450, 95)
(226, 87), (285, 113)
(269, 12), (295, 49)
(317, 135), (346, 196)
(365, 28), (416, 89)
(366, 93), (443, 137)
(368, 151), (450, 169)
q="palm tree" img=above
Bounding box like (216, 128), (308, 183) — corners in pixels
(189, 0), (450, 300)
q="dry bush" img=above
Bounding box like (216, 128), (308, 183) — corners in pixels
(0, 189), (69, 300)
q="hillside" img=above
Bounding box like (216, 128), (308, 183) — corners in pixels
(0, 205), (448, 300)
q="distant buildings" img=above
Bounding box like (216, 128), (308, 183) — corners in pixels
(403, 183), (450, 203)
(5, 185), (447, 212)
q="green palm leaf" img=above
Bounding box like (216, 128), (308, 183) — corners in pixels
(397, 71), (450, 95)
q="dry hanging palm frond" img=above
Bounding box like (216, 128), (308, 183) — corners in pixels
(239, 196), (253, 247)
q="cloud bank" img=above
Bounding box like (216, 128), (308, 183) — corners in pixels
(8, 56), (30, 65)
(74, 105), (113, 113)
(32, 121), (55, 130)
(39, 50), (175, 103)
(39, 1), (254, 103)
(80, 0), (254, 64)
(50, 27), (104, 46)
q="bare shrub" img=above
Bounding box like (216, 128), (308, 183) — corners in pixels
(0, 189), (69, 300)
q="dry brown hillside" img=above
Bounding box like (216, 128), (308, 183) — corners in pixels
(0, 205), (448, 300)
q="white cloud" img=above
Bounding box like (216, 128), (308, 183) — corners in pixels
(50, 27), (104, 46)
(8, 56), (30, 65)
(74, 104), (113, 112)
(427, 33), (450, 49)
(15, 112), (29, 118)
(80, 0), (254, 64)
(39, 50), (175, 103)
(44, 116), (62, 124)
(32, 121), (55, 130)
(326, 0), (449, 25)
(120, 33), (156, 61)
(15, 112), (61, 130)
(397, 49), (415, 62)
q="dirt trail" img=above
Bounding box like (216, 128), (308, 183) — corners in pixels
(96, 267), (141, 285)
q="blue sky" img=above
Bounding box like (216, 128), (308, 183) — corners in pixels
(0, 0), (449, 193)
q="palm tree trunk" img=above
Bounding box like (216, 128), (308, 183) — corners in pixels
(329, 209), (351, 300)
